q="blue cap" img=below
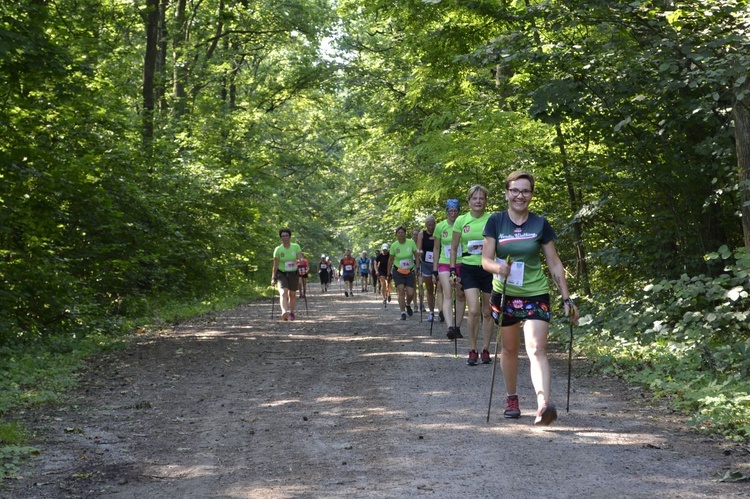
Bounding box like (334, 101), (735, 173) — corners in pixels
(446, 199), (460, 210)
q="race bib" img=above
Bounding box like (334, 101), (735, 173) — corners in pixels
(360, 263), (369, 271)
(425, 251), (434, 263)
(399, 259), (411, 269)
(494, 258), (524, 286)
(320, 263), (327, 269)
(467, 239), (483, 255)
(284, 260), (297, 271)
(345, 265), (353, 271)
(442, 244), (462, 259)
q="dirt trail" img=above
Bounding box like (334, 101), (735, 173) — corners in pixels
(4, 286), (748, 498)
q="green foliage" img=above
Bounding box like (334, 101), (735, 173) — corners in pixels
(0, 444), (40, 479)
(578, 246), (750, 441)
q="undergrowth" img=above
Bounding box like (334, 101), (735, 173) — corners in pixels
(576, 246), (750, 442)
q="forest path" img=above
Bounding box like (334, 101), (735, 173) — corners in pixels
(4, 284), (747, 498)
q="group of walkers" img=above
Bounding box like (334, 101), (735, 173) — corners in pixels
(271, 170), (580, 426)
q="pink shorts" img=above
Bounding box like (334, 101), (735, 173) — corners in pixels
(438, 263), (460, 276)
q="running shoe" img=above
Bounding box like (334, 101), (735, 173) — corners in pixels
(289, 312), (295, 321)
(282, 312), (289, 321)
(466, 349), (479, 366)
(446, 327), (457, 340)
(439, 311), (445, 323)
(406, 305), (413, 317)
(504, 395), (521, 419)
(383, 299), (387, 309)
(400, 312), (407, 321)
(387, 295), (392, 302)
(534, 403), (558, 426)
(481, 349), (491, 364)
(453, 327), (463, 339)
(427, 312), (434, 322)
(345, 291), (349, 297)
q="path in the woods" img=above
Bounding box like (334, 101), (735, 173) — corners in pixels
(4, 285), (748, 498)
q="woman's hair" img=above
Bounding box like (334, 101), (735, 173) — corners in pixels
(504, 170), (535, 192)
(279, 227), (292, 237)
(467, 184), (488, 202)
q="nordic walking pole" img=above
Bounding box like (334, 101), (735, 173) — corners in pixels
(566, 319), (574, 413)
(486, 268), (509, 423)
(419, 273), (424, 323)
(452, 286), (458, 359)
(270, 281), (277, 319)
(303, 291), (309, 318)
(429, 275), (434, 336)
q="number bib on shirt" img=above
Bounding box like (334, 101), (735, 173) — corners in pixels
(466, 240), (483, 255)
(494, 258), (525, 286)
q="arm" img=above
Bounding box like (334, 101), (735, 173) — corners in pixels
(449, 231), (460, 268)
(271, 257), (279, 284)
(482, 236), (511, 277)
(542, 241), (579, 323)
(432, 233), (441, 280)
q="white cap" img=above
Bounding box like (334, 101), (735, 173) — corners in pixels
(381, 243), (389, 250)
(321, 254), (326, 258)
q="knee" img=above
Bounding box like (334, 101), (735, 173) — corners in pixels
(502, 344), (520, 357)
(526, 342), (547, 358)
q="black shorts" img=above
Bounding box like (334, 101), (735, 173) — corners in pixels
(319, 272), (330, 284)
(490, 293), (551, 326)
(392, 269), (416, 288)
(459, 263), (493, 294)
(343, 273), (354, 283)
(277, 271), (300, 292)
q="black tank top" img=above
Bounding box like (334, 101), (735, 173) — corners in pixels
(421, 229), (435, 253)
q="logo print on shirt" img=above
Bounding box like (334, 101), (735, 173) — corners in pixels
(463, 226), (470, 233)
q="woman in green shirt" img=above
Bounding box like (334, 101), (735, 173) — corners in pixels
(482, 171), (579, 425)
(451, 185), (493, 366)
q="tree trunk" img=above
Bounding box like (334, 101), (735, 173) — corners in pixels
(734, 81), (750, 250)
(556, 124), (591, 296)
(142, 0), (159, 149)
(155, 0), (169, 111)
(173, 0), (188, 119)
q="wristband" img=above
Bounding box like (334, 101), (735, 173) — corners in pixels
(563, 297), (574, 308)
(432, 271), (439, 278)
(450, 267), (456, 274)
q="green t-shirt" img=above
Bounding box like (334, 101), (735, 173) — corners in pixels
(389, 239), (419, 272)
(435, 219), (461, 265)
(274, 243), (302, 272)
(452, 211), (491, 266)
(483, 211), (556, 297)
